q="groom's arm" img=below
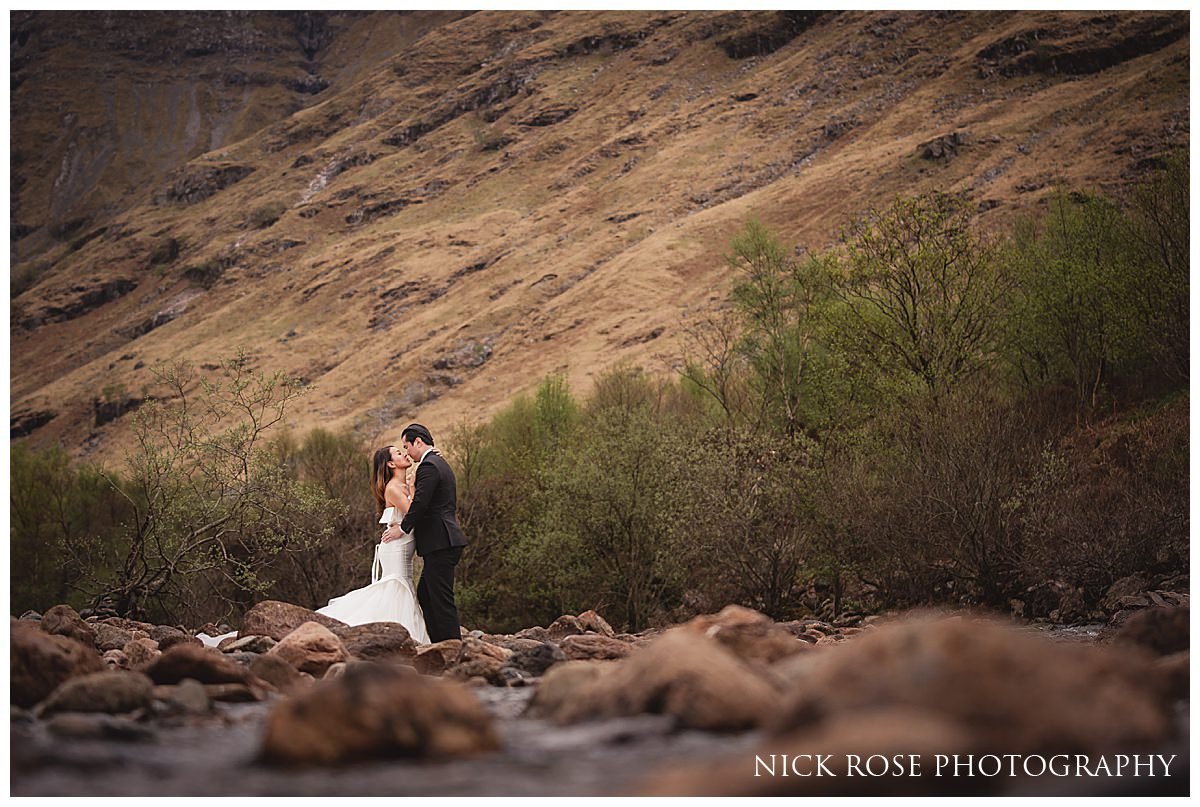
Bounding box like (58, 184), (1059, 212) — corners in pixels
(400, 461), (437, 534)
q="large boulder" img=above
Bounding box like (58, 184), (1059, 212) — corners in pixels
(11, 619), (105, 707)
(239, 600), (347, 641)
(260, 662), (500, 765)
(526, 629), (778, 731)
(331, 622), (418, 662)
(768, 612), (1175, 755)
(267, 622), (348, 677)
(35, 671), (154, 717)
(40, 605), (96, 648)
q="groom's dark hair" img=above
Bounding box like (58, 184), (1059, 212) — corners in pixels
(402, 423), (434, 446)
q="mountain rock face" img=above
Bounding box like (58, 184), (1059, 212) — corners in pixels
(10, 11), (1189, 461)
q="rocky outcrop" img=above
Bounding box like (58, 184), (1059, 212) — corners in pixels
(260, 661), (500, 765)
(155, 163), (255, 206)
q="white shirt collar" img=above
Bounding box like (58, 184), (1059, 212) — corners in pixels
(418, 446), (436, 464)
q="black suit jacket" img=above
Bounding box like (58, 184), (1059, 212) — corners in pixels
(400, 450), (468, 557)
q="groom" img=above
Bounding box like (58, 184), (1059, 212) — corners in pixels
(382, 423), (468, 643)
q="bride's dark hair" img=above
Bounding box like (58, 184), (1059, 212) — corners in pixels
(371, 446), (396, 517)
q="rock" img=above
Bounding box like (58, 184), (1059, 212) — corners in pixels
(527, 629), (779, 731)
(219, 634), (277, 654)
(484, 636), (546, 654)
(681, 605), (809, 665)
(205, 683), (262, 702)
(93, 623), (135, 652)
(1101, 573), (1156, 614)
(504, 641), (568, 677)
(250, 654), (311, 695)
(1115, 606), (1189, 656)
(577, 610), (616, 637)
(40, 605), (97, 648)
(445, 636), (513, 686)
(141, 643), (263, 693)
(331, 621), (417, 662)
(546, 614), (586, 641)
(18, 610), (42, 621)
(918, 129), (970, 160)
(267, 621), (348, 676)
(559, 634), (635, 661)
(525, 661), (612, 719)
(45, 712), (156, 742)
(636, 707), (973, 796)
(768, 612), (1174, 755)
(260, 661), (500, 765)
(239, 600), (348, 641)
(11, 619), (105, 708)
(102, 649), (129, 669)
(323, 662), (348, 680)
(514, 626), (550, 642)
(413, 639), (462, 675)
(160, 678), (211, 714)
(35, 671), (154, 717)
(151, 625), (202, 651)
(122, 638), (161, 668)
(98, 616), (157, 634)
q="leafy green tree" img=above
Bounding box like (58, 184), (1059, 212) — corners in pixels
(832, 193), (1011, 405)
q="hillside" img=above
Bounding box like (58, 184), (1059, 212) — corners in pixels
(10, 10), (1189, 462)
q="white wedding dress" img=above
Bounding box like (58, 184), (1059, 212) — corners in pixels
(316, 534), (430, 645)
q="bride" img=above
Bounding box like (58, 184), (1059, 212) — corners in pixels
(315, 445), (431, 644)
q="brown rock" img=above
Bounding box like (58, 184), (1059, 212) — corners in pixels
(445, 636), (513, 686)
(559, 633), (635, 661)
(102, 649), (129, 669)
(205, 683), (262, 702)
(11, 619), (105, 707)
(239, 600), (348, 642)
(514, 626), (550, 642)
(525, 661), (612, 719)
(160, 678), (210, 714)
(1115, 606), (1189, 656)
(220, 634), (277, 654)
(485, 636), (546, 654)
(413, 639), (462, 675)
(41, 605), (97, 648)
(546, 614), (585, 641)
(1100, 572), (1156, 614)
(141, 643), (260, 690)
(35, 671), (154, 717)
(122, 638), (161, 668)
(260, 662), (500, 765)
(682, 604), (809, 665)
(151, 625), (202, 651)
(504, 641), (569, 677)
(528, 629), (778, 731)
(93, 623), (135, 652)
(769, 612), (1174, 755)
(250, 654), (311, 695)
(577, 610), (616, 637)
(331, 622), (417, 662)
(268, 622), (348, 676)
(98, 616), (157, 634)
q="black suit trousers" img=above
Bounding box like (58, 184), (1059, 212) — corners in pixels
(418, 545), (464, 643)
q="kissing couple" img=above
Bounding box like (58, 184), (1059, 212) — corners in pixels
(317, 423), (468, 645)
